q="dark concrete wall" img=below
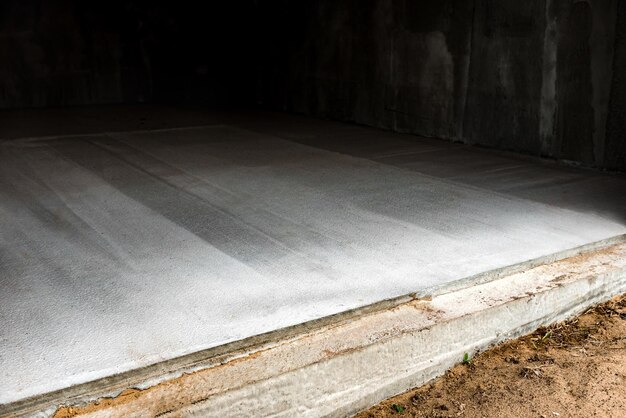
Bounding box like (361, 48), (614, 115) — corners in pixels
(605, 0), (626, 170)
(257, 0), (625, 170)
(0, 1), (126, 107)
(0, 0), (258, 109)
(256, 0), (473, 140)
(2, 0), (624, 170)
(464, 1), (546, 154)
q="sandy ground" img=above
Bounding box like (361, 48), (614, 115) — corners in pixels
(357, 294), (626, 418)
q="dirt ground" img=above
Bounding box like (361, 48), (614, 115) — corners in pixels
(357, 294), (626, 418)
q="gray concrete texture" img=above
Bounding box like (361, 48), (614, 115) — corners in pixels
(1, 115), (625, 405)
(0, 1), (256, 107)
(256, 0), (626, 171)
(2, 1), (625, 170)
(6, 241), (625, 416)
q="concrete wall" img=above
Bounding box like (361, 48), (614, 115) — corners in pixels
(605, 0), (626, 171)
(2, 0), (623, 170)
(0, 1), (128, 107)
(257, 0), (625, 171)
(0, 0), (257, 108)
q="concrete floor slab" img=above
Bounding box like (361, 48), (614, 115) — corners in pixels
(7, 241), (626, 417)
(1, 117), (625, 408)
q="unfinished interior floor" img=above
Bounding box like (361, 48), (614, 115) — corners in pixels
(1, 107), (625, 411)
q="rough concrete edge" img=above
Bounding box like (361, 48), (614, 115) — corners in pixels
(165, 244), (626, 418)
(342, 280), (626, 415)
(43, 241), (626, 418)
(2, 235), (625, 417)
(425, 234), (626, 296)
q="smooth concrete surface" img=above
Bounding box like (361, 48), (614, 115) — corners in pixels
(1, 118), (625, 406)
(232, 112), (626, 223)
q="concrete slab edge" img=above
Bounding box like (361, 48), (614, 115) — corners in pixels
(2, 237), (626, 417)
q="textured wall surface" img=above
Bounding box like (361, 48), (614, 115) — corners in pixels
(256, 0), (624, 170)
(1, 0), (623, 169)
(606, 0), (626, 170)
(0, 0), (257, 108)
(0, 1), (127, 107)
(256, 0), (473, 140)
(463, 1), (546, 154)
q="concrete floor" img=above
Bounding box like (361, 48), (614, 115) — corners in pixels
(1, 108), (625, 406)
